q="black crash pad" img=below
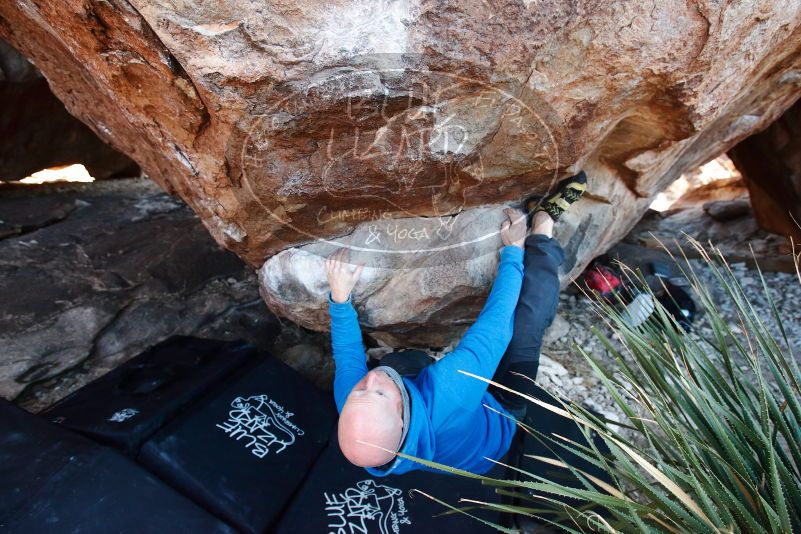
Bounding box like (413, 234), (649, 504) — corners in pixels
(44, 336), (254, 455)
(0, 399), (234, 533)
(139, 353), (337, 534)
(274, 429), (510, 534)
(513, 385), (613, 522)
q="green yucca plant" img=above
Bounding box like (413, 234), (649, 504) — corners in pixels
(402, 238), (801, 533)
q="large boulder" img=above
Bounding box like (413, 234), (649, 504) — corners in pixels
(0, 180), (280, 411)
(2, 1), (800, 344)
(0, 39), (139, 181)
(729, 100), (801, 241)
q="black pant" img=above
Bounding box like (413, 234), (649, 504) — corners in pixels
(491, 234), (564, 418)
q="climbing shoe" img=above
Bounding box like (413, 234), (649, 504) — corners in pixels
(526, 170), (587, 222)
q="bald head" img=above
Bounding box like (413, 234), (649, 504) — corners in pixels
(338, 370), (404, 468)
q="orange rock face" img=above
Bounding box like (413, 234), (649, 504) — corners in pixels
(2, 1), (800, 343)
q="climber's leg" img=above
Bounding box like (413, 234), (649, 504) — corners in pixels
(491, 172), (587, 418)
(491, 224), (564, 418)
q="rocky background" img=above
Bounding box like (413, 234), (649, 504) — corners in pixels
(729, 99), (801, 242)
(0, 40), (139, 182)
(1, 1), (800, 346)
(0, 179), (332, 412)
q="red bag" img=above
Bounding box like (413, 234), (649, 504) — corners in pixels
(584, 264), (621, 297)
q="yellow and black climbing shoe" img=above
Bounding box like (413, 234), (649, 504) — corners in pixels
(527, 171), (587, 222)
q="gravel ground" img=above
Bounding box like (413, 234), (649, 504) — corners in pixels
(536, 257), (801, 429)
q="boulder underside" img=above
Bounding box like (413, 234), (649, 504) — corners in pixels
(0, 40), (138, 181)
(729, 100), (801, 242)
(1, 1), (800, 345)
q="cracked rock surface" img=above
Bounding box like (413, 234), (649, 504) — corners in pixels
(0, 179), (285, 411)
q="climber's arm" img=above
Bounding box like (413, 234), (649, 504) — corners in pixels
(326, 249), (366, 412)
(329, 295), (368, 412)
(419, 209), (526, 427)
(421, 246), (523, 421)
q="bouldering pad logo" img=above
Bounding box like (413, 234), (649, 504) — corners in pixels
(108, 407), (139, 423)
(232, 54), (573, 267)
(324, 479), (411, 534)
(216, 394), (305, 458)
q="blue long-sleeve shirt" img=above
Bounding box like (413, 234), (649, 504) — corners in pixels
(329, 245), (524, 476)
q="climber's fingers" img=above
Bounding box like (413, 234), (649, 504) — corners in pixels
(327, 248), (364, 281)
(353, 264), (365, 281)
(326, 248), (344, 274)
(504, 207), (525, 226)
(337, 248), (350, 269)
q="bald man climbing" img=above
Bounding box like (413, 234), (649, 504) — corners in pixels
(326, 172), (587, 475)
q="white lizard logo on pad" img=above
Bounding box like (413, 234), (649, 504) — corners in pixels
(216, 394), (304, 458)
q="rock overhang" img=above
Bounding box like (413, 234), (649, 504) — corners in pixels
(1, 0), (800, 345)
